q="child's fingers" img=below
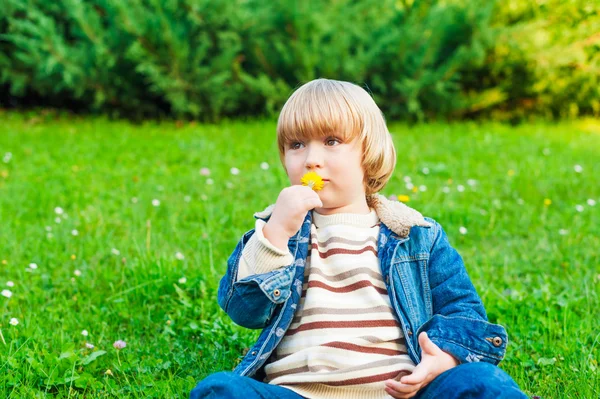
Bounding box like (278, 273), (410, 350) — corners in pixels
(384, 379), (420, 395)
(418, 332), (441, 356)
(304, 197), (323, 209)
(399, 368), (427, 385)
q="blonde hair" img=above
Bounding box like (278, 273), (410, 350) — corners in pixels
(276, 78), (396, 195)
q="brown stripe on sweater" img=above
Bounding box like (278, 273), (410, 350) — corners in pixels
(303, 280), (388, 295)
(310, 244), (377, 258)
(307, 266), (384, 283)
(310, 234), (378, 248)
(265, 364), (338, 381)
(286, 320), (398, 336)
(284, 369), (412, 387)
(267, 356), (412, 378)
(293, 305), (393, 322)
(320, 341), (407, 356)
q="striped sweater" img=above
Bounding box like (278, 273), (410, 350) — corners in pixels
(238, 209), (415, 399)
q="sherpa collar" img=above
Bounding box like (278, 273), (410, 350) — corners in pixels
(253, 193), (431, 238)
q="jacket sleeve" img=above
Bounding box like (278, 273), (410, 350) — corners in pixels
(417, 219), (508, 365)
(237, 219), (295, 280)
(217, 225), (297, 330)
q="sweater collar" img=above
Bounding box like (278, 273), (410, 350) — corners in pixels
(253, 193), (431, 238)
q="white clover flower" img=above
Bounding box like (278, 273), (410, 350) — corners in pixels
(131, 197), (138, 204)
(225, 182), (234, 189)
(45, 226), (52, 232)
(419, 185), (427, 192)
(457, 185), (465, 192)
(230, 167), (240, 175)
(574, 164), (583, 173)
(200, 194), (208, 201)
(587, 199), (596, 206)
(54, 207), (64, 215)
(152, 199), (160, 207)
(405, 183), (414, 190)
(200, 167), (211, 176)
(542, 148), (551, 156)
(71, 229), (79, 236)
(55, 217), (62, 224)
(1, 289), (12, 298)
(467, 179), (477, 186)
(81, 329), (89, 337)
(260, 162), (269, 170)
(178, 277), (187, 284)
(558, 229), (569, 236)
(85, 342), (94, 349)
(403, 176), (412, 183)
(74, 270), (82, 277)
(184, 195), (191, 202)
(575, 204), (584, 212)
(111, 248), (120, 256)
(442, 187), (451, 193)
(6, 281), (14, 287)
(29, 263), (38, 269)
(175, 252), (185, 260)
(459, 226), (468, 235)
(517, 198), (525, 205)
(206, 178), (214, 185)
(9, 318), (18, 326)
(422, 167), (430, 175)
(2, 152), (12, 163)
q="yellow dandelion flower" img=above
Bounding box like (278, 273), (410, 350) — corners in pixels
(301, 171), (324, 191)
(1, 260), (6, 265)
(397, 195), (410, 203)
(71, 254), (76, 260)
(544, 198), (552, 206)
(412, 186), (419, 193)
(507, 169), (515, 176)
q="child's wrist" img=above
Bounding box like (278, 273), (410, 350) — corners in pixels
(263, 220), (291, 251)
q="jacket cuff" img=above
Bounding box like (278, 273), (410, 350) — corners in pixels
(237, 219), (294, 280)
(418, 314), (508, 365)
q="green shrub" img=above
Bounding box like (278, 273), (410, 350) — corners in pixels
(0, 0), (598, 121)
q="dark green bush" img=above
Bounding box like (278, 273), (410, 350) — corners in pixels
(0, 0), (598, 121)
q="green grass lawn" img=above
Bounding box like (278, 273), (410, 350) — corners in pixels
(0, 111), (599, 398)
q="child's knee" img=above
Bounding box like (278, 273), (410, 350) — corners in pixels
(190, 372), (237, 399)
(443, 362), (524, 396)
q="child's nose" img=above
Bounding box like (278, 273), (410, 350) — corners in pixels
(304, 146), (323, 169)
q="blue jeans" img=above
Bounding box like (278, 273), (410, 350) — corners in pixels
(190, 362), (528, 398)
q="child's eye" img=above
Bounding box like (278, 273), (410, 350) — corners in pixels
(289, 142), (304, 150)
(325, 137), (341, 146)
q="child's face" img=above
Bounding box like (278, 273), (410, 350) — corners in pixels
(284, 135), (369, 214)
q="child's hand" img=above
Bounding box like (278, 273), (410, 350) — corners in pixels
(263, 185), (323, 251)
(384, 332), (458, 398)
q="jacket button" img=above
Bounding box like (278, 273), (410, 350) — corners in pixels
(251, 351), (257, 356)
(273, 289), (281, 297)
(492, 337), (503, 347)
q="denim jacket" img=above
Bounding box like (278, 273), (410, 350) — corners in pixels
(217, 194), (508, 380)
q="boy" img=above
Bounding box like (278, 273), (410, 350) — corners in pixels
(191, 79), (527, 398)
